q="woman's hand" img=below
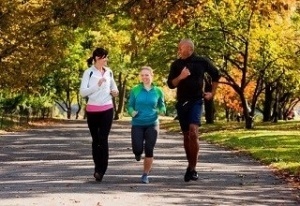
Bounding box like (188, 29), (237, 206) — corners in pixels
(132, 111), (138, 117)
(98, 78), (106, 86)
(110, 90), (119, 97)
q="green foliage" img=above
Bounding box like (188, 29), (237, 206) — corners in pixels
(1, 0), (300, 122)
(0, 94), (24, 114)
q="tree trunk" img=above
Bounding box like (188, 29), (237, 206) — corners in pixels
(67, 108), (71, 119)
(245, 115), (254, 129)
(225, 107), (230, 122)
(204, 99), (215, 124)
(240, 93), (254, 129)
(263, 84), (273, 122)
(75, 93), (81, 120)
(114, 72), (127, 120)
(65, 89), (72, 119)
(272, 84), (280, 123)
(204, 75), (215, 124)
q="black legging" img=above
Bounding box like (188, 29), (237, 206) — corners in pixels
(131, 125), (158, 158)
(87, 108), (113, 175)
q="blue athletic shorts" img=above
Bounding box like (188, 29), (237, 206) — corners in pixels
(175, 99), (203, 132)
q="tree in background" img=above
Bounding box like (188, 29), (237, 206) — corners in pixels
(1, 0), (299, 126)
(192, 0), (300, 128)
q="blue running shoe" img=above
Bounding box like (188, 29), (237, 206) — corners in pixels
(141, 173), (149, 184)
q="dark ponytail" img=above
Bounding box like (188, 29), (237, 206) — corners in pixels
(86, 48), (108, 67)
(87, 57), (93, 66)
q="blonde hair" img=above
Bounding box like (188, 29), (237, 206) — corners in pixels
(140, 66), (154, 76)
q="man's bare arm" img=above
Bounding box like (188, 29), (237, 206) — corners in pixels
(171, 67), (190, 87)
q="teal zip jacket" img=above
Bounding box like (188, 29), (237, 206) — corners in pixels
(127, 83), (166, 126)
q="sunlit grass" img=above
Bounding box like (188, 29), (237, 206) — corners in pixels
(161, 119), (300, 177)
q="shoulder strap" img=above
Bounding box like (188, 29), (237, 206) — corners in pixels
(87, 71), (93, 87)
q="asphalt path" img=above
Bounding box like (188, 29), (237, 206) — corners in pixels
(0, 120), (299, 206)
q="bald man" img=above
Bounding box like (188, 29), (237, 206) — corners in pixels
(167, 39), (220, 182)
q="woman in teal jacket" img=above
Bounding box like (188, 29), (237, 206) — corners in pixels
(127, 66), (166, 184)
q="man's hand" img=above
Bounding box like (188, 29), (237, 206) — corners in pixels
(171, 67), (191, 87)
(203, 92), (214, 100)
(179, 67), (191, 80)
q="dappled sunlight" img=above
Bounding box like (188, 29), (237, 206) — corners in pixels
(0, 120), (299, 205)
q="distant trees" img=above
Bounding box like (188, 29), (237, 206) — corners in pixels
(1, 0), (299, 128)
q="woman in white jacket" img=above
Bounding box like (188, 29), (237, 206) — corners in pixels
(80, 48), (119, 182)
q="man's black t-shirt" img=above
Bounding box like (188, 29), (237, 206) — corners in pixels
(167, 53), (220, 103)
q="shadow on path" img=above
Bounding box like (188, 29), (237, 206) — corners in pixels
(0, 120), (299, 206)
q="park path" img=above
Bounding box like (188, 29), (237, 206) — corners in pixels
(0, 119), (299, 206)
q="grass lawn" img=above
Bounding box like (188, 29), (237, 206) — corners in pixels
(160, 119), (300, 182)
